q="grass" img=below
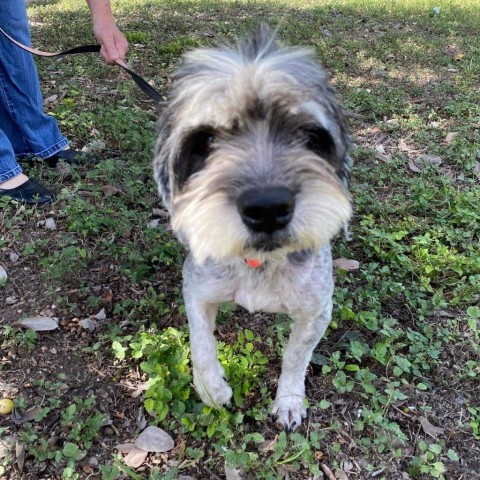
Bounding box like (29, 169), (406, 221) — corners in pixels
(1, 0), (479, 478)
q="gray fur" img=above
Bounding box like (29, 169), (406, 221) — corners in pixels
(153, 27), (353, 431)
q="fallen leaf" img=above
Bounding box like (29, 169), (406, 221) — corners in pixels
(375, 144), (386, 154)
(101, 185), (119, 196)
(418, 153), (442, 166)
(225, 465), (243, 480)
(44, 94), (58, 103)
(136, 408), (147, 431)
(11, 406), (42, 425)
(419, 416), (444, 438)
(445, 132), (459, 143)
(9, 252), (19, 263)
(14, 316), (58, 331)
(115, 443), (135, 454)
(15, 442), (25, 472)
(408, 159), (422, 173)
(398, 139), (411, 151)
(376, 152), (392, 163)
(335, 471), (349, 480)
(102, 289), (113, 303)
(131, 382), (149, 398)
(258, 436), (278, 453)
(134, 426), (174, 453)
(94, 308), (106, 321)
(0, 436), (17, 459)
(123, 446), (148, 468)
(333, 258), (360, 271)
(78, 318), (96, 332)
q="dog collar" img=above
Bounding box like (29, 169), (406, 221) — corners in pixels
(245, 258), (262, 268)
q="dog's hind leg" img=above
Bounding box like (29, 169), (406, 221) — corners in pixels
(272, 303), (332, 431)
(184, 295), (233, 407)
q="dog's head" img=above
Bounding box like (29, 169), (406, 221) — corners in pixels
(154, 26), (352, 264)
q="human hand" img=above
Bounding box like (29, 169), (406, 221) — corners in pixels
(92, 15), (128, 64)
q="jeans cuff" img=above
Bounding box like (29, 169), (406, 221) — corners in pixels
(33, 138), (69, 159)
(0, 164), (23, 184)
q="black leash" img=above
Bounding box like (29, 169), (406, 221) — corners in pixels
(0, 26), (163, 102)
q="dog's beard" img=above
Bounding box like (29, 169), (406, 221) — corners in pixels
(171, 153), (351, 265)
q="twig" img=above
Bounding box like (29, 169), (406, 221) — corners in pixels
(321, 463), (336, 480)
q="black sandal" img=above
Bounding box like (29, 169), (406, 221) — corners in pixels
(0, 179), (54, 206)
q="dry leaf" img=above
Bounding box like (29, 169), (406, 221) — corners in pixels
(101, 185), (119, 196)
(445, 132), (459, 143)
(14, 316), (58, 331)
(115, 443), (135, 454)
(11, 406), (42, 425)
(0, 436), (16, 459)
(134, 426), (174, 453)
(333, 258), (360, 271)
(131, 382), (149, 398)
(398, 139), (411, 151)
(225, 465), (243, 480)
(335, 471), (349, 480)
(44, 94), (58, 103)
(15, 442), (25, 472)
(94, 308), (106, 321)
(258, 436), (278, 453)
(418, 154), (442, 166)
(376, 152), (392, 163)
(78, 319), (96, 332)
(419, 416), (444, 438)
(123, 446), (148, 468)
(408, 159), (422, 173)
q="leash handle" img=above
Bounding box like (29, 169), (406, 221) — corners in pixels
(0, 26), (162, 102)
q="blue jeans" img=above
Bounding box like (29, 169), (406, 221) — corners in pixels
(0, 0), (68, 183)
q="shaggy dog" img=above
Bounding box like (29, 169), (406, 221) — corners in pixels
(153, 26), (352, 431)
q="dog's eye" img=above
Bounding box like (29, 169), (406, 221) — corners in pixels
(175, 129), (215, 189)
(304, 127), (336, 164)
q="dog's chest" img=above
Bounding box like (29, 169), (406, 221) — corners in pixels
(232, 273), (290, 313)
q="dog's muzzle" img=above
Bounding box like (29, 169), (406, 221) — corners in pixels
(237, 187), (295, 234)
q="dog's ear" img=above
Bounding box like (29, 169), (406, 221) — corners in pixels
(153, 110), (173, 209)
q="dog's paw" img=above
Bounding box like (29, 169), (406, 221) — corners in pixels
(193, 367), (233, 407)
(272, 395), (307, 432)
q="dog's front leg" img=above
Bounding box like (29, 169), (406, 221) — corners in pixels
(272, 304), (332, 431)
(184, 295), (233, 407)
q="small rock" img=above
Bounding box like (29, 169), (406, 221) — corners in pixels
(148, 219), (160, 229)
(9, 252), (19, 263)
(44, 218), (57, 231)
(135, 426), (174, 453)
(6, 296), (17, 305)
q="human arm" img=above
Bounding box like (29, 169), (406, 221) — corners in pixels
(86, 0), (128, 64)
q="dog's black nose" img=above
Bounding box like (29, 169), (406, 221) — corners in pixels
(237, 187), (295, 234)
